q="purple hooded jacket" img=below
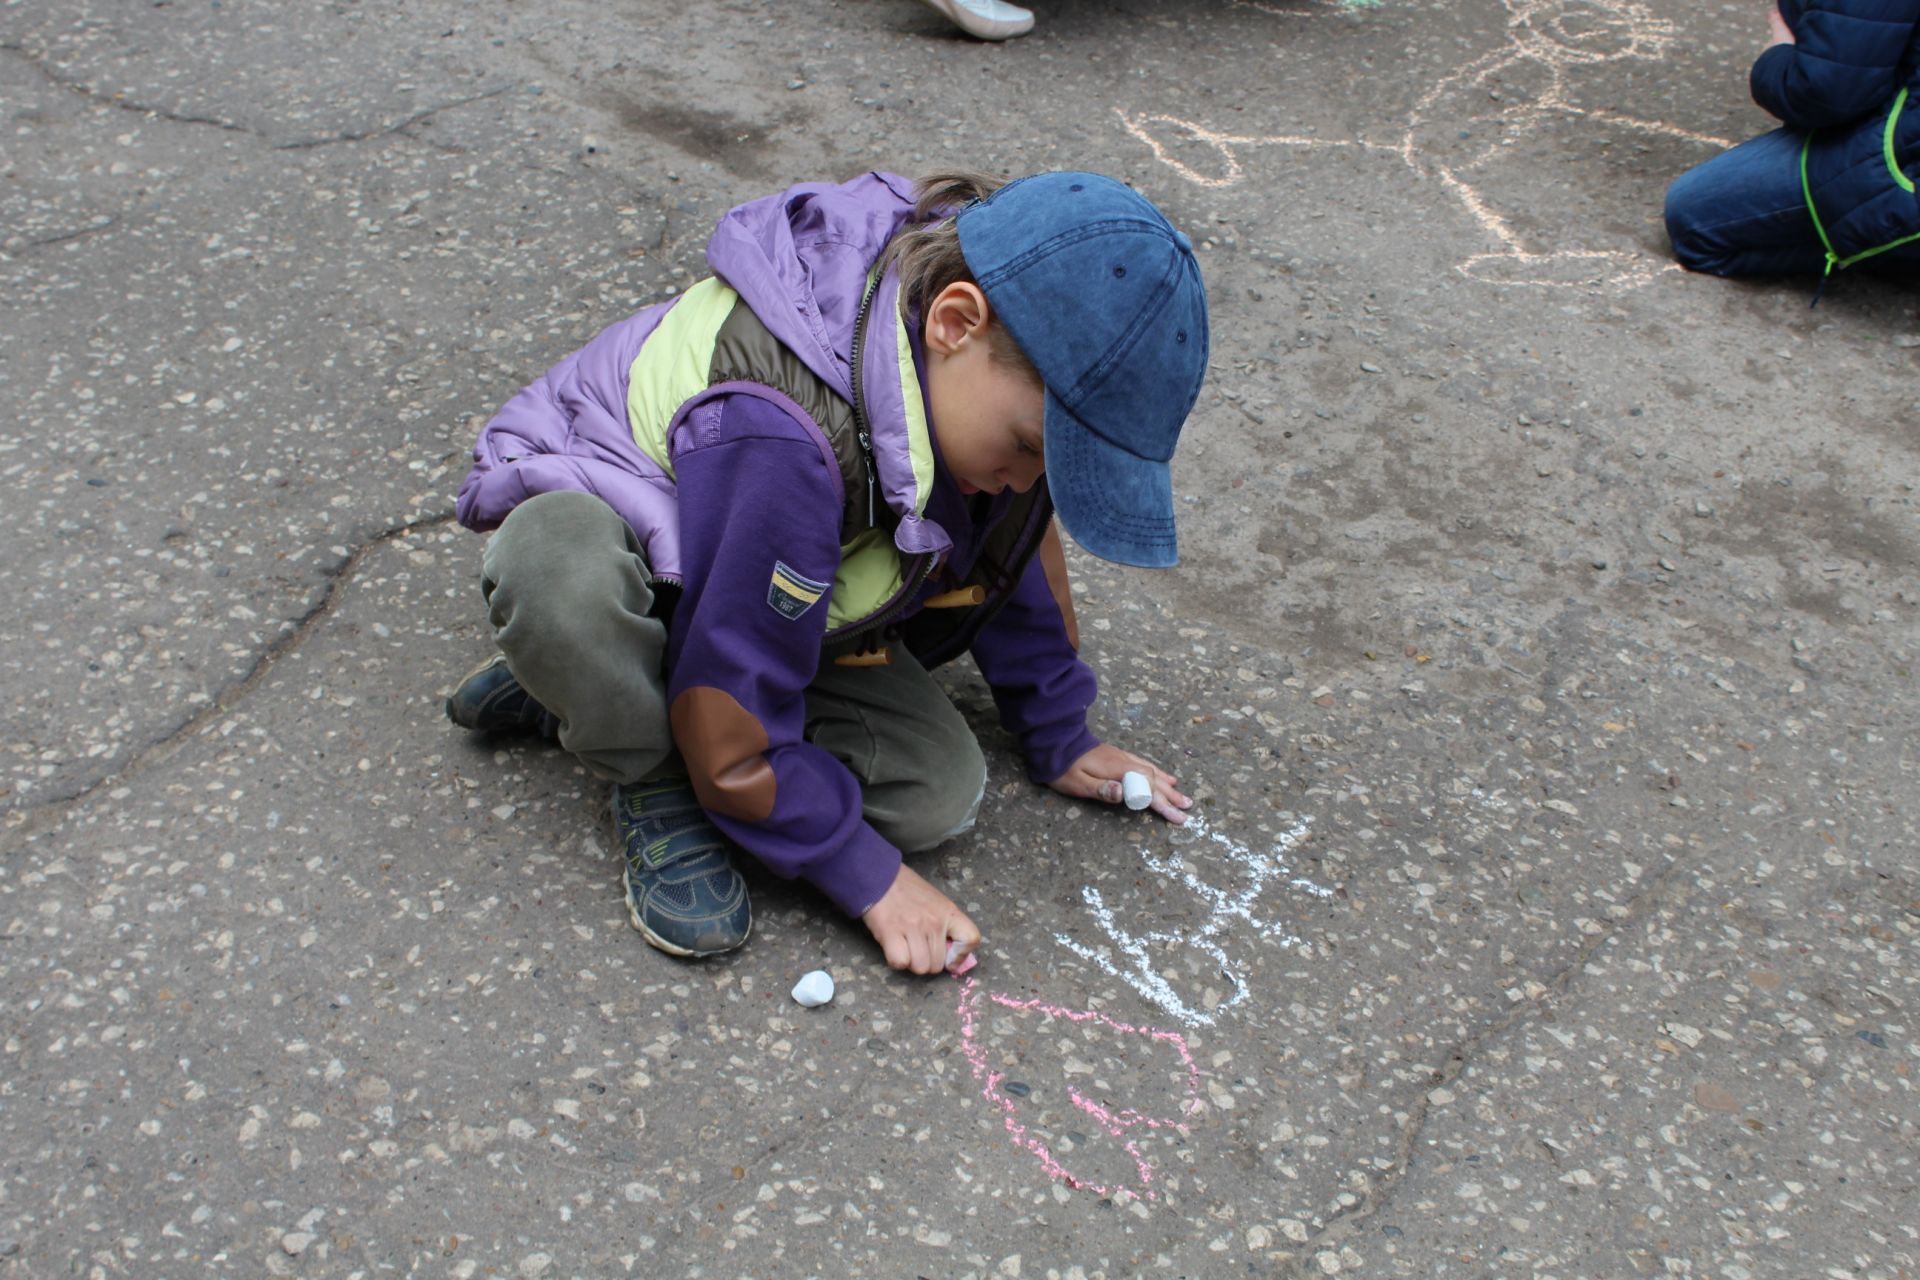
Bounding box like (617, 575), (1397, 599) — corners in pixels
(457, 173), (1099, 916)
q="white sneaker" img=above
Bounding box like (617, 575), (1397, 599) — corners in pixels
(919, 0), (1035, 40)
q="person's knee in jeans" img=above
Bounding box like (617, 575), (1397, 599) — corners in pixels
(1663, 168), (1731, 276)
(874, 731), (988, 854)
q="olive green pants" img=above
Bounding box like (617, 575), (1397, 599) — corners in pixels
(477, 491), (985, 853)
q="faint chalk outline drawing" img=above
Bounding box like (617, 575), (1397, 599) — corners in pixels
(1123, 0), (1736, 288)
(1053, 813), (1331, 1027)
(956, 976), (1203, 1201)
(1232, 0), (1385, 15)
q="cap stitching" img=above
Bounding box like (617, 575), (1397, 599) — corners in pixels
(1046, 388), (1171, 465)
(1058, 256), (1184, 410)
(1050, 414), (1178, 534)
(973, 218), (1186, 290)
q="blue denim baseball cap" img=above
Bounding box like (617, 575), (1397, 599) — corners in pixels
(956, 172), (1208, 568)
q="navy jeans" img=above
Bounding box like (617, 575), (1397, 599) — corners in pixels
(1665, 126), (1920, 278)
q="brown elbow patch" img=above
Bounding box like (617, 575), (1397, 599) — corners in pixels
(670, 687), (777, 823)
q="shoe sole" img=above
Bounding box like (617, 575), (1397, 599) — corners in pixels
(919, 0), (1033, 39)
(624, 890), (752, 958)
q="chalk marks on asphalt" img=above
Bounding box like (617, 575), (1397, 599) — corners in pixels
(1124, 0), (1735, 288)
(1233, 0), (1385, 15)
(960, 812), (1329, 1197)
(956, 978), (1203, 1201)
(1054, 813), (1332, 1027)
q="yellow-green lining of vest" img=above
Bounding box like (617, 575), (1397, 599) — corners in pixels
(625, 276), (741, 478)
(826, 528), (905, 629)
(892, 295), (936, 518)
(624, 276), (910, 630)
(825, 284), (933, 628)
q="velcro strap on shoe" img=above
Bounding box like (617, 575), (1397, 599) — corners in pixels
(636, 827), (732, 872)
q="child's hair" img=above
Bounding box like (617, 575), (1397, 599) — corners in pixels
(881, 172), (1042, 385)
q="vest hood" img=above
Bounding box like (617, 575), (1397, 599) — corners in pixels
(705, 171), (920, 404)
(706, 171), (951, 559)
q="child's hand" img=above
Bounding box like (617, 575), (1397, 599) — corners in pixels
(862, 865), (982, 975)
(1049, 745), (1193, 825)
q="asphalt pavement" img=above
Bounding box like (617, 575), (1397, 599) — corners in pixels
(2, 1), (1916, 1276)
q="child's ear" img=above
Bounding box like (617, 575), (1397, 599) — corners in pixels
(924, 282), (992, 357)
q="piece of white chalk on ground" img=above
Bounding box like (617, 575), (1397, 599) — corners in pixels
(790, 970), (834, 1007)
(1122, 771), (1153, 810)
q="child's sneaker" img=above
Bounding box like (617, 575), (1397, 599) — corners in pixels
(445, 654), (558, 738)
(918, 0), (1034, 40)
(613, 779), (752, 957)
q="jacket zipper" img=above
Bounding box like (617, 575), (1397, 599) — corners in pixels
(848, 271), (881, 529)
(824, 268), (933, 646)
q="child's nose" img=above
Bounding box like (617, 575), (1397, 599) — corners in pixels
(1006, 457), (1045, 493)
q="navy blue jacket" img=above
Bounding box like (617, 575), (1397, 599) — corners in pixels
(1753, 0), (1920, 263)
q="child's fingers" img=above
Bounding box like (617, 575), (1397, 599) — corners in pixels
(1134, 756), (1180, 791)
(880, 931), (913, 972)
(1145, 771), (1192, 824)
(1060, 768), (1115, 803)
(948, 911), (982, 951)
(908, 927), (939, 976)
(1131, 759), (1188, 806)
(1151, 792), (1192, 826)
(935, 910), (983, 974)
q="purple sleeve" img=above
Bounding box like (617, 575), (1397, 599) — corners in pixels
(668, 393), (902, 917)
(967, 551), (1101, 785)
(1749, 2), (1919, 129)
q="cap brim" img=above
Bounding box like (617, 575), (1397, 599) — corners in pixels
(1043, 390), (1178, 569)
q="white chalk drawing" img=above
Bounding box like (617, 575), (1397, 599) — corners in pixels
(1124, 0), (1736, 288)
(1054, 813), (1333, 1027)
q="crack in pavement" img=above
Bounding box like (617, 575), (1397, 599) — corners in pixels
(1279, 837), (1705, 1275)
(0, 215), (121, 259)
(272, 84), (520, 150)
(1, 44), (517, 151)
(2, 40), (256, 135)
(0, 510), (457, 858)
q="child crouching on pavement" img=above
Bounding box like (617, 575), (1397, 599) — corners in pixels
(447, 170), (1209, 974)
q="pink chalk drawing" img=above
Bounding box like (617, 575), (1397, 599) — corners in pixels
(955, 976), (1203, 1200)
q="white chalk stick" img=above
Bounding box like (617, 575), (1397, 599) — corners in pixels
(1122, 771), (1153, 811)
(790, 969), (834, 1007)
